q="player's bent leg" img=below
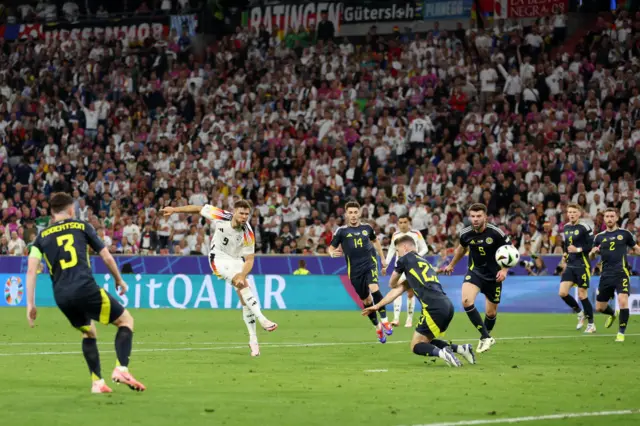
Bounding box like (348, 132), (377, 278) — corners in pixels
(617, 293), (629, 342)
(370, 285), (392, 335)
(559, 281), (582, 313)
(431, 339), (476, 365)
(111, 310), (146, 392)
(234, 280), (277, 332)
(237, 290), (259, 356)
(411, 332), (461, 367)
(462, 282), (491, 341)
(363, 295), (385, 343)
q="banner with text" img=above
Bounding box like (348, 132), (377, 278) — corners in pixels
(18, 274), (639, 313)
(495, 0), (567, 18)
(33, 274), (357, 311)
(42, 16), (174, 43)
(423, 0), (472, 20)
(242, 2), (423, 36)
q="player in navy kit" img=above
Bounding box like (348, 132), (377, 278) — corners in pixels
(590, 208), (640, 342)
(26, 193), (145, 394)
(558, 203), (595, 332)
(329, 201), (392, 343)
(442, 203), (511, 354)
(362, 235), (476, 367)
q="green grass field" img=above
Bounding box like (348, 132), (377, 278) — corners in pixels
(0, 308), (639, 426)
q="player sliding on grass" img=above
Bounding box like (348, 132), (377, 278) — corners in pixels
(26, 193), (145, 394)
(559, 203), (595, 333)
(328, 201), (393, 343)
(363, 235), (476, 367)
(590, 208), (640, 342)
(382, 215), (428, 328)
(161, 200), (277, 357)
(442, 203), (511, 354)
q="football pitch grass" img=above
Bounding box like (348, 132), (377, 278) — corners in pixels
(0, 309), (639, 426)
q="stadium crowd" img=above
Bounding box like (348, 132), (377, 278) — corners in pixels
(0, 6), (639, 260)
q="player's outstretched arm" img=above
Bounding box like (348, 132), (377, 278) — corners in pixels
(25, 255), (40, 327)
(589, 245), (600, 260)
(99, 247), (128, 295)
(160, 205), (203, 216)
(362, 281), (406, 316)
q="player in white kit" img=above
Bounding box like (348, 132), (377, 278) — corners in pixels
(161, 200), (277, 357)
(382, 215), (429, 327)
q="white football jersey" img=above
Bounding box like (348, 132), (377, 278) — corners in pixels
(385, 229), (429, 266)
(200, 204), (255, 260)
(408, 117), (434, 143)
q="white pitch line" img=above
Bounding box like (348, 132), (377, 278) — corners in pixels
(0, 340), (409, 357)
(406, 409), (640, 426)
(0, 332), (636, 347)
(364, 369), (388, 373)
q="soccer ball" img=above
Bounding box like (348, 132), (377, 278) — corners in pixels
(495, 245), (520, 268)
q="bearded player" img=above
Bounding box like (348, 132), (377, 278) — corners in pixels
(161, 200), (277, 357)
(590, 208), (640, 342)
(383, 215), (428, 327)
(442, 203), (512, 354)
(328, 201), (392, 343)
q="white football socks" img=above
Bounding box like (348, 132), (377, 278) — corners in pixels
(239, 287), (266, 323)
(242, 306), (258, 344)
(407, 296), (416, 321)
(393, 297), (402, 322)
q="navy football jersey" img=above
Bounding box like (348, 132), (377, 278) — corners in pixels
(562, 222), (593, 269)
(459, 223), (511, 278)
(594, 229), (636, 277)
(30, 219), (105, 294)
(331, 223), (378, 275)
(394, 251), (446, 303)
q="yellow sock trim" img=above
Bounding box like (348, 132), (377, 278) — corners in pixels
(91, 373), (101, 382)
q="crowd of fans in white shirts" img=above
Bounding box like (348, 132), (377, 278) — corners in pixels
(0, 8), (639, 263)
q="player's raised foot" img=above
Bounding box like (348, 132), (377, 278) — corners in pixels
(476, 337), (495, 353)
(439, 347), (462, 367)
(260, 319), (278, 332)
(249, 342), (260, 357)
(404, 320), (413, 328)
(376, 328), (387, 344)
(390, 319), (400, 327)
(576, 311), (585, 330)
(381, 320), (393, 336)
(458, 344), (476, 365)
(615, 333), (625, 342)
(91, 379), (113, 394)
(605, 310), (618, 329)
(111, 368), (146, 392)
(584, 323), (596, 334)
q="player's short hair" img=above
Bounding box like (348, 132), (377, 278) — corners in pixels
(567, 202), (582, 211)
(604, 207), (618, 215)
(50, 192), (74, 214)
(398, 215), (411, 221)
(394, 235), (416, 246)
(467, 203), (487, 214)
(345, 200), (360, 211)
(234, 199), (253, 210)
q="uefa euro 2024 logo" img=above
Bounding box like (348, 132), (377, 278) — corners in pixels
(4, 276), (24, 306)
